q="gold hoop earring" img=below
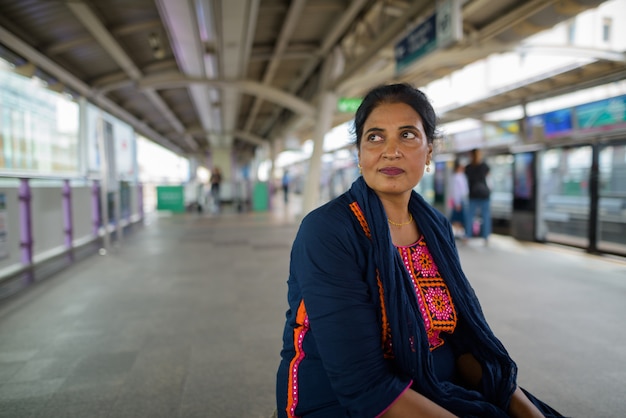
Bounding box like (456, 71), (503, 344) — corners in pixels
(426, 164), (430, 173)
(358, 163), (362, 174)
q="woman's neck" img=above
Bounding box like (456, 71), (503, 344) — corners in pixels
(390, 223), (419, 247)
(379, 193), (410, 222)
(378, 193), (419, 246)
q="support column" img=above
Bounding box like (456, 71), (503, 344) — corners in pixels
(302, 91), (336, 215)
(187, 155), (199, 181)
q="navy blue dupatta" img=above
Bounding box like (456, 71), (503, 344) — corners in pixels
(347, 177), (517, 417)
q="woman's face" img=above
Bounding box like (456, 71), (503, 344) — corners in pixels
(358, 102), (432, 199)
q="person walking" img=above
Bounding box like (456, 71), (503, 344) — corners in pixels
(464, 148), (491, 244)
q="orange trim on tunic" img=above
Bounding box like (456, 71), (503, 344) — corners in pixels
(349, 202), (371, 239)
(286, 300), (308, 417)
(375, 270), (394, 358)
(350, 201), (392, 357)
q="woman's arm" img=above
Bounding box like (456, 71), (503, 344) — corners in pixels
(456, 353), (545, 418)
(381, 388), (457, 418)
(508, 387), (545, 418)
(293, 212), (412, 414)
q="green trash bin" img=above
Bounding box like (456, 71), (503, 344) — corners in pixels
(156, 185), (185, 212)
(252, 182), (269, 212)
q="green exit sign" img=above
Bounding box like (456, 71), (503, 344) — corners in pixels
(337, 97), (362, 113)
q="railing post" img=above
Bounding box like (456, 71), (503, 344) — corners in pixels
(92, 180), (101, 237)
(62, 179), (74, 262)
(138, 183), (144, 221)
(18, 178), (33, 283)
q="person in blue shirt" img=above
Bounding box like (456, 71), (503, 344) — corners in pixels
(282, 170), (291, 203)
(464, 148), (491, 244)
(276, 83), (562, 418)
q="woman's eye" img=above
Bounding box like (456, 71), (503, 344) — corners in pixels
(367, 133), (383, 142)
(402, 131), (417, 140)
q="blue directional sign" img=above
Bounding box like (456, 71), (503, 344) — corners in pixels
(395, 0), (462, 74)
(395, 14), (437, 74)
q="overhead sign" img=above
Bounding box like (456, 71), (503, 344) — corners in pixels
(395, 0), (462, 74)
(337, 97), (362, 113)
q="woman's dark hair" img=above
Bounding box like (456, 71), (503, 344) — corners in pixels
(352, 83), (438, 148)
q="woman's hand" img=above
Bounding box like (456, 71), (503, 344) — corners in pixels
(454, 353), (545, 417)
(508, 387), (545, 418)
(381, 388), (457, 418)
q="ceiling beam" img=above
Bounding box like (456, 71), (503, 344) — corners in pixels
(156, 0), (218, 148)
(214, 0), (260, 147)
(66, 2), (142, 80)
(67, 2), (197, 151)
(243, 0), (307, 132)
(474, 0), (557, 43)
(516, 45), (626, 63)
(134, 73), (316, 119)
(45, 35), (93, 56)
(331, 1), (432, 89)
(438, 62), (626, 124)
(184, 129), (265, 146)
(258, 0), (370, 136)
(0, 24), (184, 155)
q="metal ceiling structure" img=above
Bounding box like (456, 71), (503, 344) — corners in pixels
(0, 0), (621, 164)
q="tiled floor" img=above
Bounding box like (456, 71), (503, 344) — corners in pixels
(0, 194), (625, 417)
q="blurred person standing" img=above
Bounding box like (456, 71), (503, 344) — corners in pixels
(464, 149), (491, 244)
(210, 166), (223, 212)
(282, 170), (291, 203)
(449, 158), (469, 239)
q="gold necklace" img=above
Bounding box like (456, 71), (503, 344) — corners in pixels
(387, 213), (413, 227)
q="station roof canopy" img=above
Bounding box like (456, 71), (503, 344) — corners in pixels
(0, 0), (622, 160)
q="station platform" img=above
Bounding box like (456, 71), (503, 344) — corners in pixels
(0, 193), (625, 418)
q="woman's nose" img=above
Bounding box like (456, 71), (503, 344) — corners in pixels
(382, 139), (401, 158)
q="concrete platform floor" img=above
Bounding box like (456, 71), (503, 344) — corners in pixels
(0, 196), (625, 417)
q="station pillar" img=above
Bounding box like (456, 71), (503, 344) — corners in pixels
(301, 91), (336, 216)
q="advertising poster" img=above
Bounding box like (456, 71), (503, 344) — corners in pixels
(86, 103), (101, 173)
(114, 120), (136, 181)
(514, 152), (534, 200)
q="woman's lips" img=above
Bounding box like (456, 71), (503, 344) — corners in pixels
(379, 167), (404, 175)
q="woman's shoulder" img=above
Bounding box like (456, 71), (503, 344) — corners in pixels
(297, 193), (366, 242)
(301, 193), (353, 229)
(294, 193), (370, 268)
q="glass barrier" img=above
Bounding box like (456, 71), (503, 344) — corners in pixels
(598, 144), (626, 254)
